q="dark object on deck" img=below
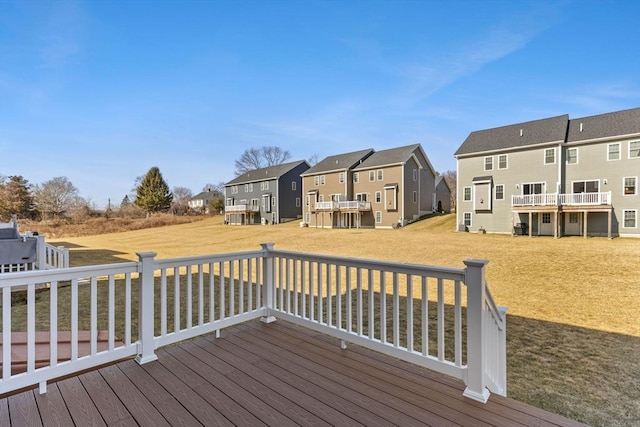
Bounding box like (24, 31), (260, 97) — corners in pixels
(513, 223), (528, 235)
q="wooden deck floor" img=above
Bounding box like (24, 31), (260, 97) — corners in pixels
(1, 319), (587, 426)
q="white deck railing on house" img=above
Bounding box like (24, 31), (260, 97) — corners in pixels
(314, 201), (339, 210)
(0, 244), (506, 403)
(512, 191), (611, 207)
(338, 201), (372, 210)
(225, 204), (260, 212)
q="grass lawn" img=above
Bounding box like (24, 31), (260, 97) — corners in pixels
(46, 214), (639, 426)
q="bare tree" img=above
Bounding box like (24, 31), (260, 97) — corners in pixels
(33, 176), (79, 219)
(442, 170), (457, 212)
(172, 186), (193, 215)
(202, 182), (225, 193)
(308, 153), (320, 166)
(234, 146), (292, 175)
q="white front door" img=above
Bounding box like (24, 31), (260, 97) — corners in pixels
(565, 212), (581, 235)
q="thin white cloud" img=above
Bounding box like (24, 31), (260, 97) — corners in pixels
(38, 0), (86, 70)
(538, 81), (640, 114)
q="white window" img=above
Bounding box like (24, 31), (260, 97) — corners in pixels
(413, 169), (417, 181)
(377, 170), (383, 181)
(305, 212), (310, 222)
(623, 210), (637, 228)
(225, 197), (233, 206)
(630, 141), (640, 159)
(463, 212), (471, 227)
(624, 177), (637, 195)
(569, 213), (578, 223)
(413, 191), (417, 203)
(572, 180), (599, 193)
(339, 172), (345, 183)
(498, 154), (508, 169)
(544, 148), (556, 165)
(318, 194), (324, 202)
(608, 143), (620, 161)
(463, 186), (472, 201)
(292, 182), (296, 191)
(542, 213), (551, 224)
(353, 173), (359, 183)
(567, 148), (578, 164)
(484, 156), (493, 171)
(495, 184), (504, 200)
(320, 175), (325, 185)
(369, 171), (375, 181)
(523, 182), (545, 195)
(272, 197), (276, 207)
(375, 191), (381, 203)
(260, 181), (269, 190)
(314, 176), (320, 186)
(244, 184), (248, 192)
(375, 211), (382, 223)
(296, 198), (301, 207)
(232, 185), (238, 194)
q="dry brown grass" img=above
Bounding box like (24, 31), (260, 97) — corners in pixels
(34, 215), (640, 425)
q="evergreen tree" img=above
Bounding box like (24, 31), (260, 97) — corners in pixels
(0, 175), (36, 220)
(121, 195), (131, 207)
(134, 167), (173, 214)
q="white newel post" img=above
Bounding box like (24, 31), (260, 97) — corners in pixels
(36, 235), (46, 270)
(260, 243), (277, 323)
(463, 259), (490, 403)
(60, 246), (70, 268)
(136, 252), (158, 364)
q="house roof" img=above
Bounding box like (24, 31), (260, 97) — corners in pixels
(454, 115), (569, 157)
(302, 149), (374, 175)
(353, 144), (425, 170)
(225, 160), (309, 186)
(189, 190), (220, 202)
(566, 107), (640, 143)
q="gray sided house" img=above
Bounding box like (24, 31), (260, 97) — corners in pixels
(224, 160), (310, 225)
(435, 176), (452, 213)
(302, 144), (439, 229)
(455, 107), (640, 238)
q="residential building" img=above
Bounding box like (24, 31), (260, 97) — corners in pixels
(224, 160), (310, 225)
(454, 107), (640, 238)
(188, 189), (221, 213)
(302, 144), (440, 229)
(435, 176), (452, 213)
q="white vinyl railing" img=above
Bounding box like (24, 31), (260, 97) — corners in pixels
(43, 242), (69, 270)
(0, 236), (69, 273)
(512, 191), (612, 207)
(314, 201), (339, 210)
(1, 244), (506, 403)
(225, 204), (260, 212)
(558, 191), (611, 206)
(338, 201), (371, 210)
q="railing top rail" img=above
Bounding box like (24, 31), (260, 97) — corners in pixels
(0, 262), (138, 287)
(484, 285), (506, 329)
(269, 249), (466, 281)
(154, 249), (265, 269)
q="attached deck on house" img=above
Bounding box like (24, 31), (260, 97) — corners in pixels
(1, 319), (586, 427)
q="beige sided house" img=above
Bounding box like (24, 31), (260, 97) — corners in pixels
(302, 145), (440, 229)
(455, 107), (640, 238)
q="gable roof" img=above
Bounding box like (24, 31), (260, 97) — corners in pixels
(454, 115), (569, 157)
(225, 160), (310, 186)
(190, 190), (221, 202)
(302, 149), (374, 175)
(566, 107), (640, 143)
(353, 144), (419, 169)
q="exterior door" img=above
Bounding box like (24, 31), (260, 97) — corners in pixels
(539, 212), (553, 236)
(565, 212), (581, 235)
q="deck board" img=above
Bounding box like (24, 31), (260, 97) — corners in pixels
(1, 319), (589, 427)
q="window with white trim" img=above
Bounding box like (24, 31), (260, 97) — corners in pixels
(291, 182), (296, 191)
(318, 194), (324, 202)
(624, 177), (637, 195)
(495, 184), (504, 200)
(569, 213), (578, 223)
(377, 170), (383, 181)
(320, 175), (325, 185)
(249, 183), (253, 192)
(232, 185), (238, 194)
(375, 191), (381, 203)
(413, 169), (417, 181)
(484, 156), (493, 171)
(608, 143), (620, 161)
(572, 180), (599, 193)
(260, 181), (269, 190)
(463, 212), (471, 227)
(369, 171), (375, 181)
(413, 191), (417, 203)
(244, 184), (249, 192)
(498, 154), (508, 169)
(544, 148), (555, 165)
(305, 212), (310, 222)
(375, 211), (382, 223)
(296, 198), (301, 207)
(314, 176), (320, 186)
(353, 173), (359, 183)
(463, 186), (472, 201)
(542, 213), (551, 224)
(567, 148), (578, 164)
(623, 210), (637, 228)
(339, 172), (345, 183)
(630, 141), (640, 159)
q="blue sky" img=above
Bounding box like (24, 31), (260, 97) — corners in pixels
(1, 0), (639, 208)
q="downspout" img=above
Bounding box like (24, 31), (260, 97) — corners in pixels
(401, 163), (405, 225)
